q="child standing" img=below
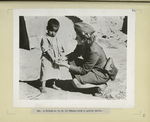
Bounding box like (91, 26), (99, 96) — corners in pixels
(40, 18), (65, 93)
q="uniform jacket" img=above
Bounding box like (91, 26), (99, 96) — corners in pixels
(66, 42), (108, 76)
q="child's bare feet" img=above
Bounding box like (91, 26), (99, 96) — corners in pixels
(40, 87), (47, 94)
(52, 81), (62, 90)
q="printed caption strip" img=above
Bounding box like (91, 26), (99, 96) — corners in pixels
(32, 108), (110, 114)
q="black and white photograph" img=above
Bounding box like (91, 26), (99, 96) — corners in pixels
(13, 9), (135, 108)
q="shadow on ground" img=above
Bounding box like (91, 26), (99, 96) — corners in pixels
(20, 79), (98, 96)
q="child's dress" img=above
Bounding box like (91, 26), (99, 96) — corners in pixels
(40, 33), (64, 81)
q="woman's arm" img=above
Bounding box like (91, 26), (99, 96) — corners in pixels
(56, 51), (99, 75)
(66, 45), (82, 61)
(69, 51), (99, 75)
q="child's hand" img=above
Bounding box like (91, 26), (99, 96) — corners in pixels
(56, 56), (68, 62)
(61, 56), (68, 61)
(55, 61), (70, 68)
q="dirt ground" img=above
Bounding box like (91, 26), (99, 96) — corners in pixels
(19, 38), (127, 100)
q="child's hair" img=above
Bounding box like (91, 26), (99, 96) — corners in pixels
(46, 18), (60, 31)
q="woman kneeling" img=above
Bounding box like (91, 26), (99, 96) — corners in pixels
(56, 22), (110, 95)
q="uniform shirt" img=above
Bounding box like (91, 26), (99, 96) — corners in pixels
(67, 42), (107, 75)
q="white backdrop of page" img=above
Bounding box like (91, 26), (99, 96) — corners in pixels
(13, 9), (135, 108)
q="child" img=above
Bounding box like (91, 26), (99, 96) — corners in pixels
(40, 18), (65, 93)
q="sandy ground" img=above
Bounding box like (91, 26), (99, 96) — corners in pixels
(19, 39), (127, 100)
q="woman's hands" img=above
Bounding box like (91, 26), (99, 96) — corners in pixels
(54, 56), (67, 63)
(55, 61), (70, 69)
(57, 56), (68, 62)
(55, 56), (70, 69)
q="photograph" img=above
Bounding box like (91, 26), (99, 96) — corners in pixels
(13, 9), (135, 108)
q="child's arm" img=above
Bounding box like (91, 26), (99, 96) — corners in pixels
(41, 37), (56, 63)
(46, 49), (56, 63)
